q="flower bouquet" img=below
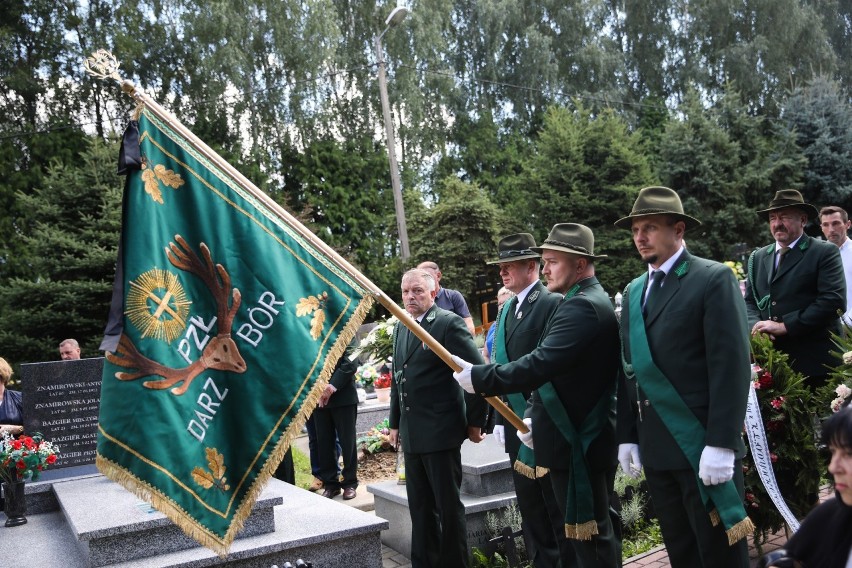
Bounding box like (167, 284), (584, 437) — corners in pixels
(0, 431), (60, 483)
(822, 345), (852, 412)
(743, 335), (821, 545)
(374, 373), (392, 390)
(353, 316), (397, 364)
(355, 364), (379, 388)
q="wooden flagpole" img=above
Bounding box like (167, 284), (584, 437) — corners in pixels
(84, 50), (527, 434)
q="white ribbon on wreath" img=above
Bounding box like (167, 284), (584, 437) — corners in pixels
(743, 384), (800, 532)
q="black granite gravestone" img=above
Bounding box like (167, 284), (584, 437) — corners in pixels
(19, 357), (103, 479)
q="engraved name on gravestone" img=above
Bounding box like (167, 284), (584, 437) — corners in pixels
(20, 357), (103, 469)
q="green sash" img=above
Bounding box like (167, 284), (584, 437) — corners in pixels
(491, 298), (537, 479)
(626, 275), (754, 545)
(538, 283), (614, 540)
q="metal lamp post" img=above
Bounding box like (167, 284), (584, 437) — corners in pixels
(374, 6), (411, 261)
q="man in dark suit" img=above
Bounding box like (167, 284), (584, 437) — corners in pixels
(388, 268), (487, 568)
(314, 353), (359, 500)
(744, 189), (846, 388)
(615, 186), (753, 568)
(453, 224), (621, 568)
(484, 233), (568, 568)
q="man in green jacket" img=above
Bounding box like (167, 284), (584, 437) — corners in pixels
(389, 268), (487, 568)
(744, 189), (846, 388)
(485, 233), (568, 568)
(615, 186), (752, 568)
(453, 224), (621, 568)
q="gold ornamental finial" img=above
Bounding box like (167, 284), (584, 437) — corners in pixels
(84, 49), (122, 83)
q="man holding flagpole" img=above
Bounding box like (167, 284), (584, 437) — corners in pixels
(452, 224), (621, 568)
(483, 233), (568, 568)
(614, 186), (753, 567)
(389, 268), (487, 568)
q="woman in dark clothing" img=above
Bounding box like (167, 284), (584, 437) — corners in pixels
(0, 357), (24, 437)
(764, 404), (852, 568)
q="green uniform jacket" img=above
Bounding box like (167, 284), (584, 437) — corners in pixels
(471, 277), (619, 471)
(494, 281), (562, 455)
(744, 235), (845, 379)
(389, 305), (486, 454)
(617, 251), (751, 469)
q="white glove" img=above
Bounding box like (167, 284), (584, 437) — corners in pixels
(451, 355), (475, 393)
(618, 443), (642, 479)
(516, 418), (533, 449)
(492, 425), (505, 445)
(698, 445), (735, 486)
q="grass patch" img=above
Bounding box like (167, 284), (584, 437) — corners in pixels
(622, 519), (663, 558)
(292, 446), (312, 490)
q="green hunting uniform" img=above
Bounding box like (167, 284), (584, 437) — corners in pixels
(389, 305), (487, 568)
(744, 234), (845, 387)
(617, 249), (751, 567)
(313, 355), (359, 493)
(493, 280), (571, 568)
(472, 277), (621, 568)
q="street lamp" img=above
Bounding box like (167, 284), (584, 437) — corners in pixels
(374, 6), (411, 261)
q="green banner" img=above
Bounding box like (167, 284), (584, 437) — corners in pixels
(97, 108), (372, 554)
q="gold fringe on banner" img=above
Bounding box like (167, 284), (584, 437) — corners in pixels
(535, 466), (550, 478)
(97, 295), (373, 556)
(565, 520), (598, 541)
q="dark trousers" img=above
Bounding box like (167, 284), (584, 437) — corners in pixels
(404, 447), (469, 568)
(313, 404), (358, 490)
(508, 452), (574, 568)
(644, 463), (749, 568)
(550, 467), (621, 568)
(306, 414), (340, 477)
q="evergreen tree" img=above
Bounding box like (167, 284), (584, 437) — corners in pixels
(782, 75), (852, 213)
(407, 177), (501, 315)
(514, 104), (656, 293)
(0, 137), (122, 365)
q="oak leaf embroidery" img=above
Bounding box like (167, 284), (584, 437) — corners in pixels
(296, 292), (329, 340)
(141, 161), (185, 204)
(191, 447), (230, 492)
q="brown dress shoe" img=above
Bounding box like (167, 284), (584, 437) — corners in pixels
(321, 488), (341, 499)
(308, 477), (323, 492)
(342, 487), (357, 500)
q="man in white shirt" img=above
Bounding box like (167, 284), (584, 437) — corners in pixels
(820, 205), (852, 326)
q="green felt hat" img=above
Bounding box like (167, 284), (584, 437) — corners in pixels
(532, 223), (607, 259)
(756, 189), (818, 220)
(615, 186), (701, 230)
(486, 233), (541, 265)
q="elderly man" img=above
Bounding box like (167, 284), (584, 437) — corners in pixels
(616, 186), (753, 567)
(453, 224), (621, 568)
(416, 261), (476, 335)
(820, 205), (852, 326)
(483, 233), (568, 568)
(59, 339), (81, 360)
(389, 268), (487, 568)
(745, 190), (846, 388)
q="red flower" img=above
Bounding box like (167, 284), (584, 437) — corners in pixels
(15, 460), (25, 469)
(47, 454), (57, 464)
(770, 397), (785, 410)
(770, 453), (778, 463)
(12, 440), (21, 450)
(758, 371), (773, 388)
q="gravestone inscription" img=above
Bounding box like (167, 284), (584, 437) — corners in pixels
(20, 357), (103, 471)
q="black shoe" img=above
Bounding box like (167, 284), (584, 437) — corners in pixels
(342, 487), (357, 500)
(321, 488), (341, 499)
